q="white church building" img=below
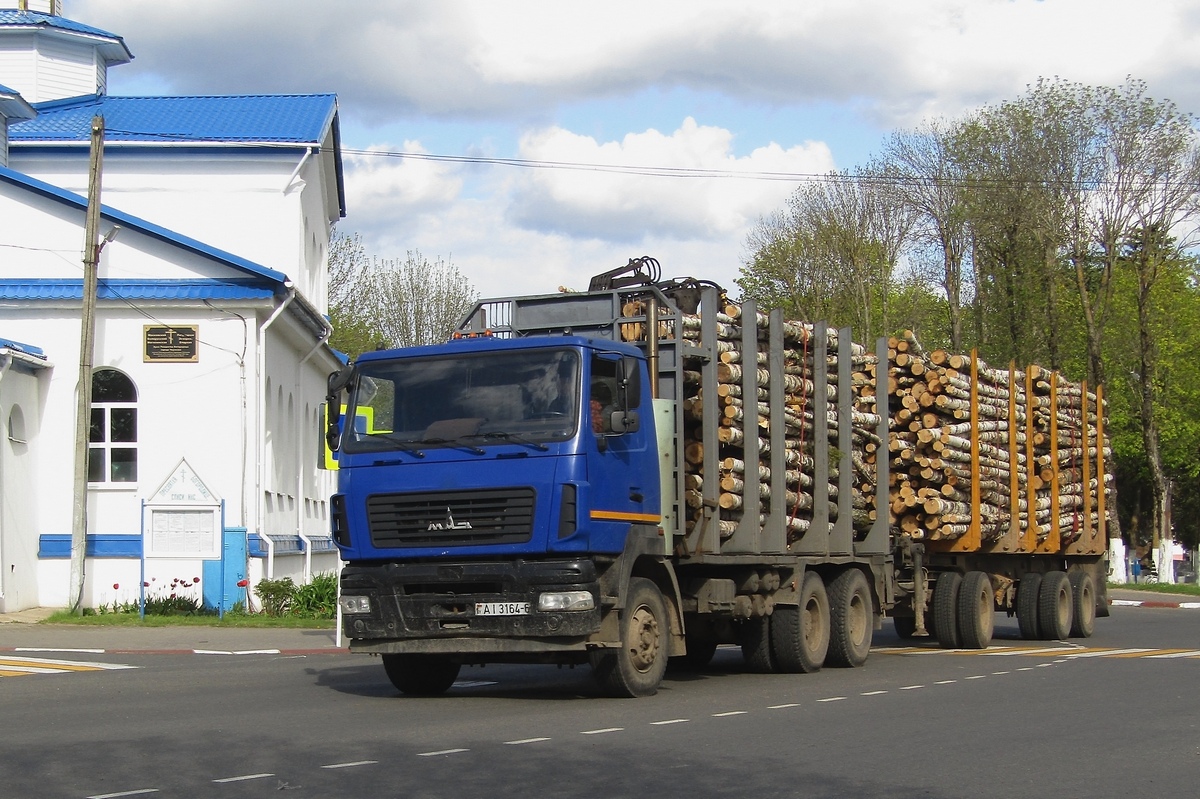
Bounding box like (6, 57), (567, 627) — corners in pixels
(0, 1), (345, 613)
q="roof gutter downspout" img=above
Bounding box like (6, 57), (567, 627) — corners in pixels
(283, 148), (313, 194)
(295, 322), (332, 581)
(0, 352), (9, 602)
(256, 286), (296, 579)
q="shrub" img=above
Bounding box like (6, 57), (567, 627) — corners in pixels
(253, 573), (338, 618)
(254, 576), (296, 616)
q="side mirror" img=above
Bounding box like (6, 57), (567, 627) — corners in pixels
(609, 409), (640, 434)
(328, 366), (354, 396)
(323, 401), (342, 454)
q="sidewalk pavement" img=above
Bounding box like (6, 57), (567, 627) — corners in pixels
(0, 607), (346, 655)
(1107, 587), (1200, 609)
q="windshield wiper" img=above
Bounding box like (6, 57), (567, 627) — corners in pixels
(368, 434), (427, 458)
(470, 431), (550, 452)
(420, 436), (486, 455)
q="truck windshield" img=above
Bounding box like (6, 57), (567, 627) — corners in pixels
(343, 348), (580, 453)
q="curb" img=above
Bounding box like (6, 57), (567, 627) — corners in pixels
(1110, 599), (1200, 609)
(0, 646), (349, 656)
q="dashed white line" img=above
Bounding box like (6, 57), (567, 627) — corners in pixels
(581, 728), (624, 735)
(651, 719), (690, 725)
(505, 737), (551, 745)
(1146, 650), (1200, 659)
(417, 748), (469, 757)
(992, 671), (1009, 675)
(1017, 667), (1034, 671)
(1062, 648), (1153, 658)
(768, 703), (800, 709)
(712, 711), (747, 717)
(321, 760), (378, 769)
(87, 790), (159, 799)
(935, 680), (957, 685)
(212, 773), (273, 783)
(965, 675), (986, 680)
(816, 696), (846, 702)
(899, 685), (924, 690)
(17, 647), (106, 654)
(861, 690), (888, 696)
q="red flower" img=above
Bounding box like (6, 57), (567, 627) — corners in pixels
(143, 582), (150, 587)
(236, 579), (249, 587)
(192, 577), (200, 584)
(112, 583), (119, 590)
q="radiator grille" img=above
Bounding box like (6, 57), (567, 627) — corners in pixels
(366, 488), (535, 548)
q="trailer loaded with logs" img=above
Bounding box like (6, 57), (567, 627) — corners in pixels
(327, 258), (1113, 697)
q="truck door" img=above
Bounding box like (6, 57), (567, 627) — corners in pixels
(585, 353), (658, 552)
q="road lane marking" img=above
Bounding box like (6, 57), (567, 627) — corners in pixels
(581, 728), (624, 734)
(321, 761), (378, 769)
(212, 773), (273, 783)
(899, 685), (924, 690)
(817, 696), (846, 702)
(768, 703), (800, 709)
(1144, 649), (1200, 659)
(87, 790), (159, 799)
(417, 749), (469, 757)
(504, 738), (551, 745)
(651, 719), (690, 725)
(861, 690), (888, 695)
(935, 680), (957, 685)
(965, 675), (986, 680)
(712, 711), (747, 717)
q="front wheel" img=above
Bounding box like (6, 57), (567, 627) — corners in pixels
(381, 654), (461, 696)
(592, 577), (670, 697)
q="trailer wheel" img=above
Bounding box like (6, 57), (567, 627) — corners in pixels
(381, 654), (461, 696)
(932, 572), (962, 649)
(1038, 570), (1074, 640)
(592, 577), (670, 697)
(1016, 573), (1042, 640)
(956, 571), (994, 649)
(827, 569), (873, 667)
(1068, 571), (1096, 638)
(741, 615), (775, 673)
(771, 571), (829, 673)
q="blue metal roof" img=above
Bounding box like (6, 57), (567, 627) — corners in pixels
(0, 336), (46, 359)
(0, 279), (277, 302)
(11, 93), (339, 144)
(0, 10), (131, 62)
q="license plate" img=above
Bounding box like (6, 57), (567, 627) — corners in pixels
(475, 601), (530, 616)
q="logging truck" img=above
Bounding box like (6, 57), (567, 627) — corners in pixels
(326, 259), (1112, 697)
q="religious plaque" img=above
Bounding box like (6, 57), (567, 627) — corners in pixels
(143, 325), (198, 362)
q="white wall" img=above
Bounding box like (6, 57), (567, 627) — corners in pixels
(0, 357), (46, 613)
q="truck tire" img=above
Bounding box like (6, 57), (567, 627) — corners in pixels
(592, 577), (670, 697)
(827, 569), (872, 667)
(1038, 570), (1073, 640)
(381, 654), (461, 696)
(956, 571), (994, 650)
(742, 615), (775, 673)
(1068, 571), (1096, 638)
(932, 572), (961, 649)
(770, 571), (829, 673)
(1016, 573), (1042, 640)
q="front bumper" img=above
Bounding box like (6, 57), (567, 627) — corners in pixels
(339, 559), (602, 648)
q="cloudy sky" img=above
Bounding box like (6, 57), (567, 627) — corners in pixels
(69, 0), (1200, 299)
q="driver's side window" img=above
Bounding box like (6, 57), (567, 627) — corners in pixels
(590, 357), (618, 435)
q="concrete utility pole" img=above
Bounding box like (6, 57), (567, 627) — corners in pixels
(69, 115), (104, 615)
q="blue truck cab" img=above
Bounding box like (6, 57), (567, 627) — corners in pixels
(329, 330), (677, 696)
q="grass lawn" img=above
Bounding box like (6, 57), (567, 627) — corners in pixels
(42, 610), (334, 628)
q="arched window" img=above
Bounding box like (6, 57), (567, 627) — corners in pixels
(89, 368), (137, 484)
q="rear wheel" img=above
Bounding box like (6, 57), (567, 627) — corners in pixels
(1016, 573), (1042, 640)
(1068, 571), (1096, 638)
(771, 571), (829, 673)
(740, 615), (775, 673)
(827, 569), (872, 667)
(381, 654), (461, 696)
(1038, 570), (1073, 641)
(956, 571), (994, 650)
(592, 577), (670, 697)
(932, 572), (962, 649)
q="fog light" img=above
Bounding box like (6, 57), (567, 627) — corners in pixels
(339, 595), (371, 614)
(537, 591), (594, 612)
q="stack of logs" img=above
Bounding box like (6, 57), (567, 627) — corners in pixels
(620, 298), (1112, 548)
(887, 332), (1112, 544)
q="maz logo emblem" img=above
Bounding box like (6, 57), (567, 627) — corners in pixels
(428, 507), (474, 531)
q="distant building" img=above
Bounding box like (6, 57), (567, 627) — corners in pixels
(0, 1), (344, 612)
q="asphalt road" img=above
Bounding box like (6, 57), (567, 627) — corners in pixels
(2, 605), (1198, 799)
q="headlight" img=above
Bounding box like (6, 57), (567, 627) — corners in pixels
(537, 591), (594, 612)
(338, 595), (371, 614)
